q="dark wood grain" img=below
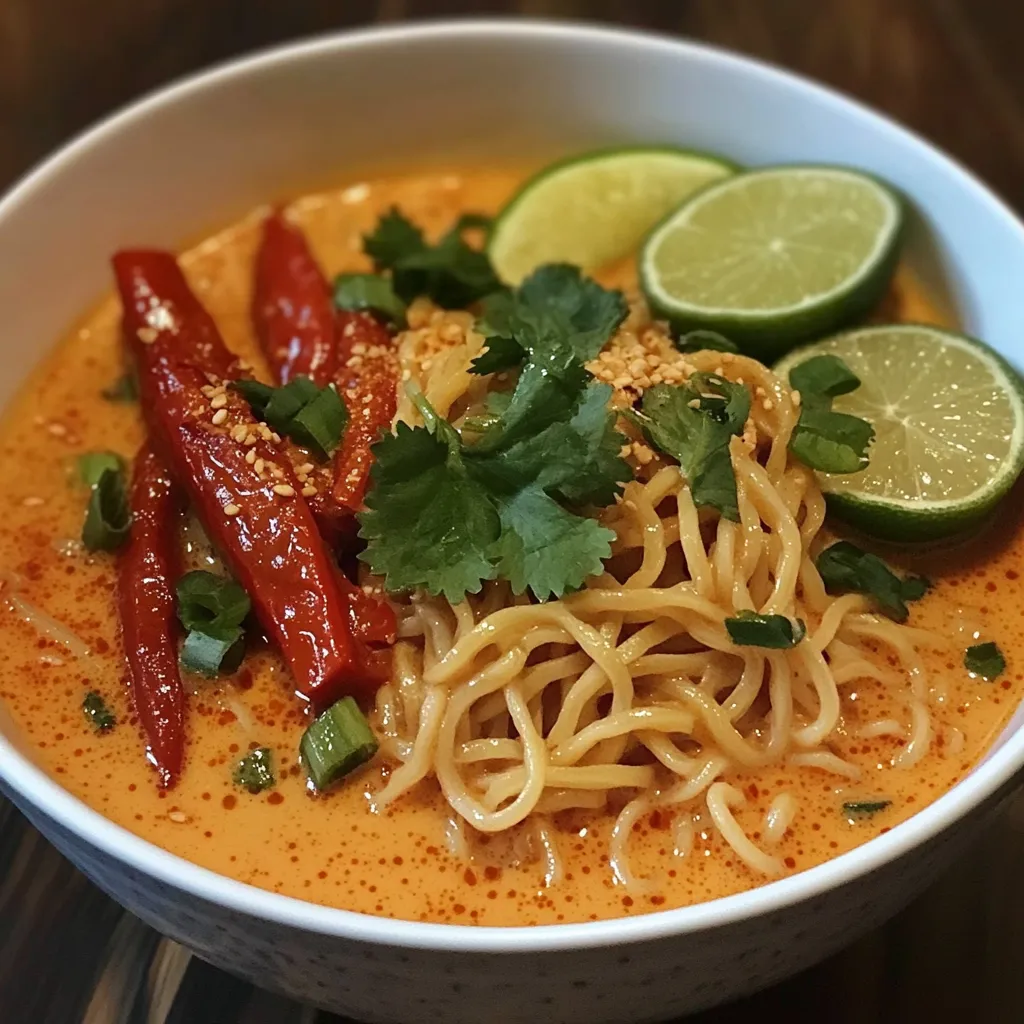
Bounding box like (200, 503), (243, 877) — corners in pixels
(2, 1), (1024, 1021)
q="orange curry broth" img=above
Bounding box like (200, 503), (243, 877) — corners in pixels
(1, 168), (1023, 927)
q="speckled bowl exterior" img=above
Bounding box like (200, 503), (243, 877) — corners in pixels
(2, 22), (1024, 1024)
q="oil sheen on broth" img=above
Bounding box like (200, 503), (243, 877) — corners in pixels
(0, 168), (1021, 927)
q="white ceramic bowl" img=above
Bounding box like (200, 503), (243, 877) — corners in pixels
(2, 21), (1024, 1024)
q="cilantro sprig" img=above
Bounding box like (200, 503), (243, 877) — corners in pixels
(787, 354), (875, 473)
(363, 209), (500, 309)
(816, 541), (929, 623)
(629, 373), (750, 521)
(358, 266), (633, 602)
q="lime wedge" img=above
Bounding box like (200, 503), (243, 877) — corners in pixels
(489, 147), (735, 284)
(640, 166), (903, 358)
(774, 325), (1024, 540)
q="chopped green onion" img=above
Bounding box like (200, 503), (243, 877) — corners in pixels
(231, 376), (348, 460)
(180, 627), (245, 677)
(82, 467), (132, 552)
(725, 610), (806, 649)
(300, 696), (379, 791)
(842, 800), (891, 817)
(233, 747), (276, 793)
(82, 691), (115, 732)
(175, 570), (250, 677)
(76, 450), (125, 488)
(333, 272), (407, 327)
(101, 370), (139, 402)
(176, 570), (250, 632)
(964, 641), (1006, 681)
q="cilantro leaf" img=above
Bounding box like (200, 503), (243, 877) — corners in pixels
(492, 487), (616, 600)
(725, 611), (806, 649)
(790, 354), (862, 399)
(964, 641), (1006, 681)
(233, 747), (276, 793)
(786, 355), (874, 474)
(333, 273), (407, 327)
(471, 382), (631, 507)
(675, 329), (739, 354)
(363, 207), (501, 308)
(363, 208), (425, 268)
(517, 264), (628, 355)
(472, 264), (627, 374)
(816, 541), (929, 622)
(472, 313), (592, 454)
(358, 420), (500, 602)
(82, 691), (116, 732)
(789, 407), (874, 474)
(632, 375), (750, 521)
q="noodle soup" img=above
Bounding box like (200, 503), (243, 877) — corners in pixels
(1, 165), (1022, 927)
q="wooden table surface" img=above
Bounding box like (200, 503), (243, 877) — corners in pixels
(3, 2), (1024, 1021)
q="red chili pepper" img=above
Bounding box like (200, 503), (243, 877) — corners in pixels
(113, 249), (377, 709)
(117, 445), (184, 788)
(252, 210), (336, 386)
(333, 310), (399, 513)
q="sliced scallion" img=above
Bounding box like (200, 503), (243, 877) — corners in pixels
(300, 696), (378, 791)
(175, 570), (250, 677)
(82, 467), (132, 552)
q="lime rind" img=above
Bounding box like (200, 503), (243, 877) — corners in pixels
(774, 324), (1024, 541)
(640, 165), (905, 358)
(489, 145), (736, 285)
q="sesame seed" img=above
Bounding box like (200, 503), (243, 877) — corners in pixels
(22, 496), (44, 507)
(301, 485), (318, 497)
(167, 811), (189, 824)
(273, 484), (295, 497)
(46, 422), (67, 437)
(211, 409), (228, 426)
(791, 390), (802, 408)
(230, 424), (248, 442)
(270, 432), (282, 444)
(244, 433), (258, 446)
(298, 462), (315, 474)
(210, 394), (228, 409)
(137, 327), (158, 344)
(763, 398), (774, 411)
(245, 448), (257, 465)
(254, 458), (265, 474)
(223, 503), (240, 516)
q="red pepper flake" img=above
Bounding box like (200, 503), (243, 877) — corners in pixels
(784, 856), (796, 869)
(267, 792), (284, 805)
(222, 794), (237, 810)
(464, 868), (477, 886)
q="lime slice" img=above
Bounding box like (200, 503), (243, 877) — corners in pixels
(774, 324), (1024, 540)
(489, 147), (735, 284)
(640, 166), (904, 358)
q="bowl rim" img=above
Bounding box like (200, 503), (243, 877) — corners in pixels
(2, 17), (1024, 955)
